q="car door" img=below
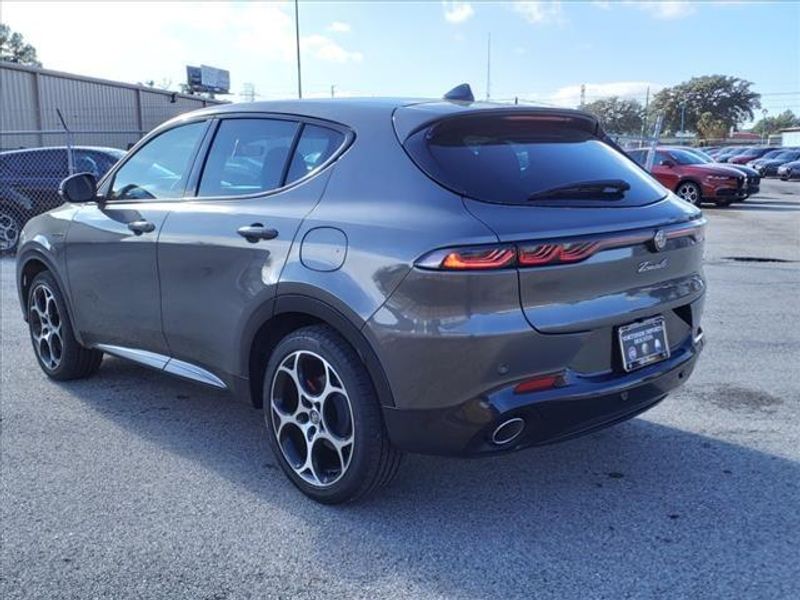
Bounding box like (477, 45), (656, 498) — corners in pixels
(650, 150), (681, 190)
(158, 116), (347, 382)
(65, 120), (210, 355)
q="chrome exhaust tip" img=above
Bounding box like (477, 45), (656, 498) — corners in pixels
(491, 417), (525, 446)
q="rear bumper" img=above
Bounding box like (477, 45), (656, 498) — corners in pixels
(383, 331), (703, 456)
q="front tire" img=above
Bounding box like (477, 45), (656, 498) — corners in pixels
(676, 181), (702, 206)
(263, 325), (402, 504)
(27, 271), (103, 380)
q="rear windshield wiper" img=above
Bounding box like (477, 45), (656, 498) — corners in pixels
(526, 179), (631, 202)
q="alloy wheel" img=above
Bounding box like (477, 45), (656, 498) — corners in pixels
(0, 211), (20, 252)
(676, 183), (700, 205)
(29, 284), (64, 371)
(270, 350), (355, 488)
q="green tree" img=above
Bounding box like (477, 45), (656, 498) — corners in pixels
(696, 112), (729, 141)
(751, 110), (800, 136)
(0, 23), (41, 67)
(580, 96), (644, 135)
(650, 75), (760, 134)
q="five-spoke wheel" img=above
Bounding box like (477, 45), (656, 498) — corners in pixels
(26, 271), (103, 380)
(0, 209), (20, 253)
(676, 181), (701, 206)
(263, 325), (402, 503)
(29, 283), (64, 371)
(270, 350), (355, 487)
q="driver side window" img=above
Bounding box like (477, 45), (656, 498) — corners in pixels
(110, 121), (207, 201)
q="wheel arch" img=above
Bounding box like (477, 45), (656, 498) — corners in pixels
(17, 250), (76, 330)
(243, 294), (396, 409)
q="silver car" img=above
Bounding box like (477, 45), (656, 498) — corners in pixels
(16, 88), (706, 503)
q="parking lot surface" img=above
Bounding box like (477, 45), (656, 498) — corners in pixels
(2, 180), (799, 599)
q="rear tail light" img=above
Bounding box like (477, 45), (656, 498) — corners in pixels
(416, 220), (705, 271)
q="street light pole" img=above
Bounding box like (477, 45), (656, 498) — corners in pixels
(680, 102), (686, 135)
(295, 0), (302, 99)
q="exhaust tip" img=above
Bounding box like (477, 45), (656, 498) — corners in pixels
(491, 417), (526, 446)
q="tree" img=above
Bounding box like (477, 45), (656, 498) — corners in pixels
(751, 110), (800, 136)
(0, 23), (41, 67)
(650, 75), (760, 134)
(580, 96), (644, 135)
(696, 112), (728, 141)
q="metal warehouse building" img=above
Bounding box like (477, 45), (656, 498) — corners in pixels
(0, 62), (222, 151)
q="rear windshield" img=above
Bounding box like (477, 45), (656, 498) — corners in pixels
(403, 113), (666, 206)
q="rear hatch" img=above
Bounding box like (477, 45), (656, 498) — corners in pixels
(401, 108), (705, 336)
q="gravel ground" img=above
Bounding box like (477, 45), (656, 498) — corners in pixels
(2, 179), (799, 599)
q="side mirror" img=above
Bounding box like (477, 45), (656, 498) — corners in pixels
(59, 173), (98, 203)
(660, 159), (676, 168)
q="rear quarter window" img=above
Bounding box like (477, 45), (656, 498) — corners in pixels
(404, 113), (666, 207)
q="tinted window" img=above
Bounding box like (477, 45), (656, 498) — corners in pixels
(110, 122), (206, 201)
(286, 125), (345, 183)
(668, 149), (706, 165)
(3, 150), (68, 177)
(405, 113), (665, 206)
(198, 118), (299, 197)
(627, 149), (646, 166)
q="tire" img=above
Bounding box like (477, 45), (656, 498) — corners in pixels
(714, 198), (734, 207)
(0, 205), (21, 254)
(675, 181), (702, 206)
(263, 325), (402, 504)
(27, 271), (103, 380)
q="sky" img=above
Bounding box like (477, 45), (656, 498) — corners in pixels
(2, 1), (799, 118)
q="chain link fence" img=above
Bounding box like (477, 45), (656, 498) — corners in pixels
(0, 130), (133, 253)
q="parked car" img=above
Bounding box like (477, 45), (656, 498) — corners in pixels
(676, 147), (760, 197)
(777, 160), (800, 180)
(749, 149), (800, 176)
(727, 146), (779, 164)
(16, 91), (706, 503)
(627, 146), (746, 206)
(0, 146), (125, 252)
(713, 146), (747, 162)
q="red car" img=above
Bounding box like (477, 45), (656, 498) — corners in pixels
(627, 147), (746, 207)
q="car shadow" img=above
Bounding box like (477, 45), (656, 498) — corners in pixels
(55, 356), (799, 598)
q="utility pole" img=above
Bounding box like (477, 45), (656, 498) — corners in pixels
(486, 33), (492, 100)
(330, 84), (336, 98)
(580, 84), (586, 107)
(680, 101), (686, 135)
(295, 0), (302, 99)
(640, 85), (650, 148)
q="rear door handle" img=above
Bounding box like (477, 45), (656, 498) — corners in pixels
(237, 223), (279, 243)
(128, 220), (155, 235)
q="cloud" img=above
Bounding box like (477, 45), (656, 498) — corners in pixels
(538, 81), (664, 107)
(512, 1), (565, 24)
(327, 21), (351, 33)
(634, 1), (696, 19)
(302, 34), (363, 64)
(442, 1), (475, 24)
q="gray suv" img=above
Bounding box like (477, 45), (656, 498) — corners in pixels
(16, 90), (706, 503)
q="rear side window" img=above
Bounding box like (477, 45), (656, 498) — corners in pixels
(404, 113), (666, 206)
(198, 118), (299, 197)
(286, 125), (345, 184)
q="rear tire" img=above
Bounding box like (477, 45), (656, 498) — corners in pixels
(0, 205), (21, 254)
(675, 181), (702, 206)
(263, 325), (402, 504)
(714, 198), (734, 207)
(27, 271), (103, 380)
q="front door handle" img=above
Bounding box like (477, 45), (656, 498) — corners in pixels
(128, 220), (155, 235)
(237, 223), (279, 243)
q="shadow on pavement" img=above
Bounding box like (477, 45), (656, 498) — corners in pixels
(56, 356), (799, 598)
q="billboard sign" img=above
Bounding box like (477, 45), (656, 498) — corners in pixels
(186, 65), (230, 94)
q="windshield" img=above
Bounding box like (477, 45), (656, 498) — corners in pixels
(763, 150), (786, 159)
(669, 149), (708, 165)
(404, 113), (666, 206)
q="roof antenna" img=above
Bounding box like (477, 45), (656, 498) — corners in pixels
(443, 83), (475, 103)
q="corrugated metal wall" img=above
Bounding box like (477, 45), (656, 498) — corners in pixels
(1, 63), (222, 150)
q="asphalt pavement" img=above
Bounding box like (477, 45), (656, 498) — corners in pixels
(1, 179), (799, 599)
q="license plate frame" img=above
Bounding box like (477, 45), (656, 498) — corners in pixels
(617, 316), (670, 372)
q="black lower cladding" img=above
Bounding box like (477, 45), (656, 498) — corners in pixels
(383, 336), (701, 456)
